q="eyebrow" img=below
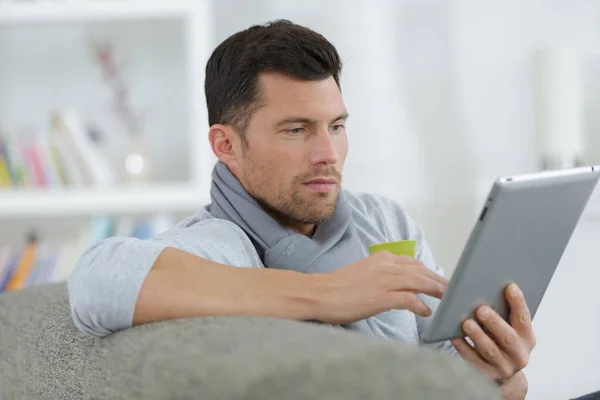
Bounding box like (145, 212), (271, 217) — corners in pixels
(274, 112), (349, 128)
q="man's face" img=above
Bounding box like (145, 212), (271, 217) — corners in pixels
(235, 72), (348, 226)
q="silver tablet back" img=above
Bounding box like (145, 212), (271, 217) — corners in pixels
(422, 166), (600, 343)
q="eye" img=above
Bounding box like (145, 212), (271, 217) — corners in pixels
(285, 127), (305, 135)
(330, 124), (345, 133)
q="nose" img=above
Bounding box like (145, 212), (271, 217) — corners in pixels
(309, 128), (339, 167)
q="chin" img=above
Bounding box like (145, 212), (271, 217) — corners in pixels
(310, 200), (337, 220)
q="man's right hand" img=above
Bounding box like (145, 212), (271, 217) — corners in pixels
(314, 251), (448, 325)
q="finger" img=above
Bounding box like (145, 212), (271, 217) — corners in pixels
(462, 319), (515, 380)
(450, 337), (497, 380)
(389, 255), (449, 287)
(476, 306), (530, 371)
(392, 263), (449, 290)
(475, 305), (516, 347)
(388, 273), (446, 299)
(505, 283), (536, 348)
(405, 270), (447, 297)
(388, 292), (432, 317)
(411, 263), (449, 287)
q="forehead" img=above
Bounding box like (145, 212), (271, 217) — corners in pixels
(257, 72), (346, 120)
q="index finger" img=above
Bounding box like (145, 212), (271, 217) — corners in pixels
(393, 255), (449, 287)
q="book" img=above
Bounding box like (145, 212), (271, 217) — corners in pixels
(17, 130), (38, 187)
(0, 213), (176, 290)
(0, 253), (20, 292)
(0, 157), (12, 187)
(148, 213), (175, 236)
(5, 234), (38, 291)
(0, 246), (12, 286)
(113, 216), (136, 237)
(0, 134), (13, 187)
(87, 216), (115, 246)
(51, 224), (93, 283)
(2, 129), (26, 186)
(39, 249), (59, 285)
(26, 243), (49, 287)
(50, 131), (86, 186)
(23, 140), (47, 188)
(36, 131), (65, 188)
(132, 219), (153, 240)
(51, 111), (116, 187)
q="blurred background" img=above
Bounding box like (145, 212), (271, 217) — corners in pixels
(0, 0), (598, 398)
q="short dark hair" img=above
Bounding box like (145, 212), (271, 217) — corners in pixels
(205, 20), (342, 146)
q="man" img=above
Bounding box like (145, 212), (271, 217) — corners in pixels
(68, 20), (534, 399)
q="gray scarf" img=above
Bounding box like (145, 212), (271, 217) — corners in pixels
(210, 161), (366, 273)
(210, 162), (382, 334)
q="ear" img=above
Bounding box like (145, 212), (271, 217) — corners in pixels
(209, 124), (241, 167)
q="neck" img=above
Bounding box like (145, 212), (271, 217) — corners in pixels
(260, 205), (317, 237)
(288, 223), (317, 237)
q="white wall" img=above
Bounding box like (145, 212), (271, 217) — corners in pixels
(525, 216), (600, 399)
(214, 0), (600, 260)
(214, 1), (600, 398)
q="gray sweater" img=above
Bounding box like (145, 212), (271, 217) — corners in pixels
(67, 191), (456, 355)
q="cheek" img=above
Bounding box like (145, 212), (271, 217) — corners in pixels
(249, 148), (294, 185)
(275, 149), (303, 184)
(336, 136), (349, 165)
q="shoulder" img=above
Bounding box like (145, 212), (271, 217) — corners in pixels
(155, 206), (262, 267)
(344, 190), (421, 239)
(344, 190), (439, 270)
(345, 190), (401, 213)
(174, 207), (249, 239)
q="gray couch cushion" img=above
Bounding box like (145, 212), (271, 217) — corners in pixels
(0, 283), (500, 399)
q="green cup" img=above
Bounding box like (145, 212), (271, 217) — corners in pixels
(368, 240), (416, 258)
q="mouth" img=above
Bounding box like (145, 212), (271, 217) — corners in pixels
(303, 178), (338, 193)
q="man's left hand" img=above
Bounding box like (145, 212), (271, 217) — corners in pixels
(450, 283), (536, 399)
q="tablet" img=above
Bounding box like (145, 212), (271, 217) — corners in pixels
(421, 166), (600, 343)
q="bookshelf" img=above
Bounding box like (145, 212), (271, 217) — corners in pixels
(0, 0), (216, 292)
(0, 0), (215, 215)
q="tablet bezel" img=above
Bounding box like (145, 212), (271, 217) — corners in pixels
(421, 166), (600, 343)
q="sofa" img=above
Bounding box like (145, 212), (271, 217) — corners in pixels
(0, 283), (501, 399)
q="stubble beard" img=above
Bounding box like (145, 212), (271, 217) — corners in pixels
(242, 154), (342, 225)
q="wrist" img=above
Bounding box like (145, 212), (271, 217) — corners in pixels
(244, 268), (328, 322)
(288, 271), (328, 322)
(305, 272), (330, 322)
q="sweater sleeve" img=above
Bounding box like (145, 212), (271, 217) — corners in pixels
(67, 213), (263, 338)
(366, 193), (459, 356)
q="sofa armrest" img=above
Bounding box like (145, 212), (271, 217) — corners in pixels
(0, 283), (500, 400)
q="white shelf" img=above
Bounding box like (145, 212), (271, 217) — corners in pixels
(0, 185), (210, 218)
(0, 1), (198, 24)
